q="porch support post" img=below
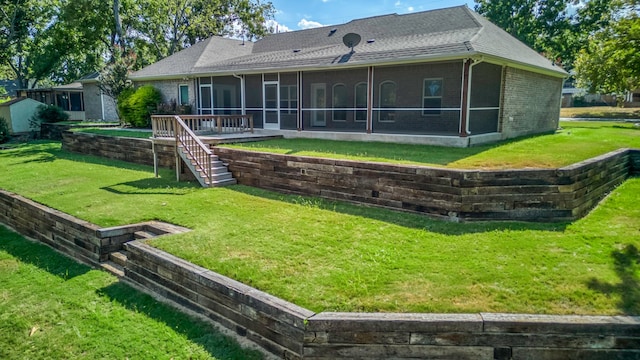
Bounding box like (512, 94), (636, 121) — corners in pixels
(297, 71), (303, 131)
(175, 117), (180, 182)
(152, 140), (159, 178)
(459, 59), (471, 138)
(366, 66), (374, 134)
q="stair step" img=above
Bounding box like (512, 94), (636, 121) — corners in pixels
(109, 251), (128, 267)
(206, 178), (237, 187)
(101, 261), (124, 277)
(198, 171), (233, 181)
(134, 230), (157, 239)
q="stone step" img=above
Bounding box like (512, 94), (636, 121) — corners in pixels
(197, 170), (234, 182)
(109, 251), (128, 267)
(101, 261), (124, 277)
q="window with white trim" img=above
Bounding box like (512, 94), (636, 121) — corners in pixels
(379, 81), (396, 122)
(178, 84), (189, 106)
(354, 82), (367, 122)
(332, 83), (347, 121)
(422, 78), (443, 116)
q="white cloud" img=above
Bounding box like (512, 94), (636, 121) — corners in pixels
(298, 18), (325, 29)
(265, 19), (292, 33)
(395, 1), (401, 6)
(408, 6), (414, 11)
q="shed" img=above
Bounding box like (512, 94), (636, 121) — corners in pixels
(0, 97), (45, 134)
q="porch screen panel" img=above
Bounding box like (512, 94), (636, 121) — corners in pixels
(245, 75), (263, 128)
(468, 62), (502, 134)
(70, 92), (83, 111)
(372, 62), (463, 135)
(301, 68), (367, 132)
(279, 72), (297, 130)
(212, 76), (241, 115)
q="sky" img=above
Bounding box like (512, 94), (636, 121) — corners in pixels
(267, 0), (476, 32)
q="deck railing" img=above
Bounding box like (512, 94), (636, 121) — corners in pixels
(174, 115), (213, 185)
(151, 114), (253, 138)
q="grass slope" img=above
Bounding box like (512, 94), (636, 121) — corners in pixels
(0, 131), (638, 315)
(560, 106), (640, 119)
(0, 226), (262, 360)
(222, 121), (640, 169)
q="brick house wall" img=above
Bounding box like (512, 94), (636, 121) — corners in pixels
(500, 67), (563, 138)
(83, 82), (119, 121)
(136, 79), (197, 113)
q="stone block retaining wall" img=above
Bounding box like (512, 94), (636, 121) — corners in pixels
(1, 188), (639, 359)
(215, 147), (639, 222)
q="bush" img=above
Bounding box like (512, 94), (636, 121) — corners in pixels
(34, 104), (69, 123)
(117, 85), (162, 128)
(0, 117), (9, 143)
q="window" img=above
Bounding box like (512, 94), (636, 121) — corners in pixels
(379, 81), (396, 122)
(69, 92), (83, 111)
(280, 85), (297, 114)
(332, 83), (347, 121)
(179, 85), (189, 106)
(354, 82), (367, 122)
(310, 83), (326, 126)
(423, 78), (443, 115)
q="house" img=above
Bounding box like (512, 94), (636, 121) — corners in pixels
(0, 97), (45, 134)
(18, 75), (119, 122)
(77, 72), (119, 122)
(130, 5), (568, 147)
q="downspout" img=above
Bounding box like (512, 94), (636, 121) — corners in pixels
(100, 90), (105, 120)
(232, 74), (246, 115)
(465, 57), (484, 136)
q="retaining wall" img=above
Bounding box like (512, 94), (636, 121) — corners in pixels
(215, 147), (639, 222)
(1, 188), (639, 359)
(60, 131), (640, 221)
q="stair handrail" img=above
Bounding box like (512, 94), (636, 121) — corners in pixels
(174, 115), (213, 185)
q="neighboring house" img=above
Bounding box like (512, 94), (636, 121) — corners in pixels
(0, 97), (44, 134)
(130, 5), (568, 146)
(77, 72), (119, 122)
(17, 75), (119, 122)
(18, 83), (86, 120)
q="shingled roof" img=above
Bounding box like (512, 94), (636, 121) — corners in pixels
(130, 6), (567, 80)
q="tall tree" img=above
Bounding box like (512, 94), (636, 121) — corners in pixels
(574, 2), (640, 105)
(474, 0), (615, 68)
(131, 0), (274, 65)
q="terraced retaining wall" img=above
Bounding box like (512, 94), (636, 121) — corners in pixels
(61, 131), (640, 221)
(216, 147), (640, 222)
(1, 189), (639, 359)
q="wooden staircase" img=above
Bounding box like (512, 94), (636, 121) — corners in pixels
(172, 115), (236, 188)
(177, 145), (236, 187)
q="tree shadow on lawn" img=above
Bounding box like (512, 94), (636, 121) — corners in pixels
(228, 185), (569, 235)
(101, 179), (198, 196)
(0, 226), (262, 360)
(587, 244), (640, 315)
(0, 225), (91, 280)
(97, 282), (263, 360)
(1, 140), (157, 173)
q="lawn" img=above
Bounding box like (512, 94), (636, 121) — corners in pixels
(0, 131), (638, 316)
(560, 106), (640, 119)
(0, 226), (262, 360)
(71, 127), (153, 139)
(222, 121), (640, 169)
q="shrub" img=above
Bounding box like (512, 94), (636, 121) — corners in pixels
(34, 104), (69, 123)
(0, 117), (9, 143)
(117, 85), (162, 128)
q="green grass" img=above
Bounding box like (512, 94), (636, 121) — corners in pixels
(0, 139), (638, 315)
(222, 121), (640, 169)
(0, 226), (262, 360)
(71, 127), (153, 138)
(560, 106), (640, 119)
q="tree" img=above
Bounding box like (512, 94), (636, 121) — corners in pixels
(474, 0), (615, 68)
(574, 6), (640, 105)
(130, 0), (274, 65)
